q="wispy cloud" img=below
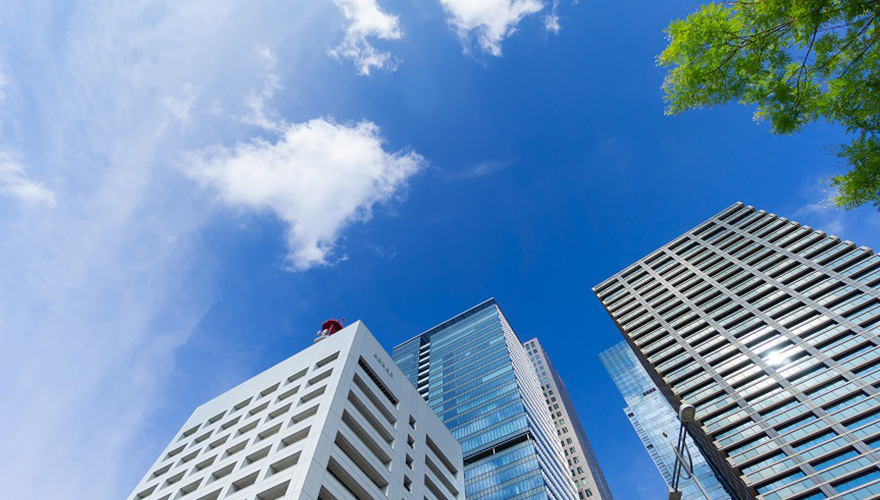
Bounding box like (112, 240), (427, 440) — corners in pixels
(0, 150), (56, 207)
(0, 3), (231, 499)
(242, 46), (284, 131)
(329, 0), (403, 75)
(446, 159), (512, 180)
(544, 13), (561, 34)
(794, 200), (845, 237)
(544, 0), (561, 34)
(0, 2), (416, 500)
(159, 84), (200, 128)
(791, 180), (880, 252)
(0, 69), (7, 102)
(437, 0), (546, 55)
(0, 68), (54, 208)
(365, 242), (398, 261)
(188, 118), (424, 270)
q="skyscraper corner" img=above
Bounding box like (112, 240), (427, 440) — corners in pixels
(393, 299), (580, 500)
(594, 202), (880, 500)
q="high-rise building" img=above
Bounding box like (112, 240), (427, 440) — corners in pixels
(126, 322), (464, 500)
(593, 202), (880, 500)
(392, 299), (578, 500)
(524, 338), (614, 500)
(600, 340), (731, 499)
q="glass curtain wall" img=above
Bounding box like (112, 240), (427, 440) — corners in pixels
(594, 202), (880, 500)
(393, 300), (577, 500)
(600, 341), (732, 500)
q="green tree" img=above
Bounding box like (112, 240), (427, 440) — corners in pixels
(658, 0), (880, 209)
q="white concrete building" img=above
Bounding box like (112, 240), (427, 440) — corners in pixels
(523, 338), (614, 500)
(126, 321), (464, 500)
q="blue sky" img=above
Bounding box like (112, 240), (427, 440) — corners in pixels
(1, 1), (879, 500)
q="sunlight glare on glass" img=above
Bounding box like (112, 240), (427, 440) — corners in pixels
(765, 350), (790, 366)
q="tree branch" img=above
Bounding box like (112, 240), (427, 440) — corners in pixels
(837, 24), (880, 80)
(795, 27), (820, 106)
(814, 15), (877, 75)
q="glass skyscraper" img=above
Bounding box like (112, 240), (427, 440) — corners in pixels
(393, 299), (578, 500)
(594, 202), (880, 500)
(600, 341), (731, 500)
(525, 338), (614, 500)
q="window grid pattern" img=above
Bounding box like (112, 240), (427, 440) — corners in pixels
(600, 341), (732, 500)
(594, 202), (880, 500)
(127, 324), (465, 500)
(527, 337), (614, 500)
(130, 354), (337, 500)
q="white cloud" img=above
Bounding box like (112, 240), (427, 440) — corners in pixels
(188, 118), (424, 269)
(544, 13), (561, 34)
(544, 0), (561, 34)
(438, 0), (545, 55)
(329, 0), (403, 75)
(0, 150), (56, 206)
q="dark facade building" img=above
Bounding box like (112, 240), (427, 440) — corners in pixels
(594, 202), (880, 500)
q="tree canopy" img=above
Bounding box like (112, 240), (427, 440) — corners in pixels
(658, 0), (880, 209)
